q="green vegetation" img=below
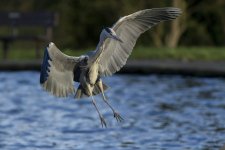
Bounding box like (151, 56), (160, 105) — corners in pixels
(130, 47), (225, 61)
(1, 47), (225, 61)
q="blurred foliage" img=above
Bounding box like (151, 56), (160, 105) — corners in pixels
(0, 0), (224, 50)
(2, 46), (225, 61)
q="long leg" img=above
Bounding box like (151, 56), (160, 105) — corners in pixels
(88, 84), (107, 127)
(96, 79), (123, 122)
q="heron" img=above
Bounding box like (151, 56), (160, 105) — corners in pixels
(40, 7), (181, 127)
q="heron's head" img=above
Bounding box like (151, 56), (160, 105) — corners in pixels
(80, 55), (89, 64)
(103, 27), (123, 43)
(84, 56), (88, 62)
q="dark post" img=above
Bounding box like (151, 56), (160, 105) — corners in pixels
(35, 39), (41, 58)
(46, 27), (53, 42)
(2, 39), (10, 59)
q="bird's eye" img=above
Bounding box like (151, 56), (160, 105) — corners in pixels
(84, 57), (88, 61)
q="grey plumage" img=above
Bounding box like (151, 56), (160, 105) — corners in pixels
(91, 8), (181, 76)
(40, 7), (181, 127)
(41, 43), (80, 97)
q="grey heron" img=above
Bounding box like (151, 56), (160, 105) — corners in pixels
(40, 7), (181, 127)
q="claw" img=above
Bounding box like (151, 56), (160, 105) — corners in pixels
(113, 112), (124, 122)
(100, 115), (107, 127)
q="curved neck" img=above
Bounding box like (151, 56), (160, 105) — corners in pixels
(89, 31), (108, 63)
(95, 31), (107, 51)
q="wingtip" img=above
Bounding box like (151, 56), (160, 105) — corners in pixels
(40, 46), (51, 84)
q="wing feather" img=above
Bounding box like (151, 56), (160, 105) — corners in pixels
(40, 42), (80, 97)
(96, 7), (182, 76)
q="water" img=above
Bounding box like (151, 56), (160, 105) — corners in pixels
(0, 71), (225, 150)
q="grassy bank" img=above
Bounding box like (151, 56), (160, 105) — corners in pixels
(130, 47), (225, 61)
(1, 47), (225, 61)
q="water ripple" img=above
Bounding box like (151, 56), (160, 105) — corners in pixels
(0, 72), (225, 149)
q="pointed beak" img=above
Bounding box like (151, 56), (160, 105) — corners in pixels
(112, 35), (123, 43)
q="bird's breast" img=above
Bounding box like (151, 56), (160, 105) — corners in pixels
(88, 62), (99, 85)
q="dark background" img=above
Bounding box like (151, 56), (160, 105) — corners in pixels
(0, 0), (224, 50)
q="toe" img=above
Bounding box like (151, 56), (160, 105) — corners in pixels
(114, 112), (124, 122)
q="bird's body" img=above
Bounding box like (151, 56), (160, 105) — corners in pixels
(87, 62), (99, 86)
(40, 7), (182, 127)
(79, 62), (99, 96)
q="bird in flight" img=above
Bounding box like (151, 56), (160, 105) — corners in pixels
(40, 7), (181, 127)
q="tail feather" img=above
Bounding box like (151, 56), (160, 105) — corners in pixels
(75, 85), (88, 99)
(93, 82), (109, 95)
(75, 82), (109, 99)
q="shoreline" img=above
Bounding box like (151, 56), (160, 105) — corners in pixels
(1, 59), (225, 77)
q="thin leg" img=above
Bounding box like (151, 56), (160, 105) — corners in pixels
(97, 80), (123, 122)
(102, 95), (123, 122)
(87, 84), (107, 127)
(91, 96), (107, 127)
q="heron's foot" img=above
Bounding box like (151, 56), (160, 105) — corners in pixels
(113, 111), (124, 122)
(99, 115), (107, 128)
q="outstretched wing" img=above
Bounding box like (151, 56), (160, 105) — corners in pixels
(40, 42), (80, 97)
(96, 8), (182, 76)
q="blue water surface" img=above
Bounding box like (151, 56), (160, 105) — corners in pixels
(0, 71), (225, 150)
